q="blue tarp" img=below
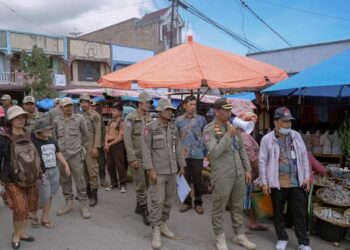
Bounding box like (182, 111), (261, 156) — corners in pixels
(262, 49), (350, 97)
(37, 99), (54, 110)
(224, 92), (256, 101)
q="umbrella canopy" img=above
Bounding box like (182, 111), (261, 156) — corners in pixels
(98, 36), (287, 90)
(262, 49), (350, 97)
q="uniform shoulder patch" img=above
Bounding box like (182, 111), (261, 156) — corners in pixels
(126, 120), (133, 128)
(144, 127), (151, 136)
(204, 131), (211, 142)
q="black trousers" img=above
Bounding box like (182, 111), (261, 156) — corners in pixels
(98, 148), (106, 179)
(270, 187), (309, 245)
(184, 158), (203, 206)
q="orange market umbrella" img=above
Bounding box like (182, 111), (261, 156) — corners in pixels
(98, 36), (288, 90)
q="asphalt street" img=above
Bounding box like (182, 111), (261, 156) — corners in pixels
(1, 182), (350, 250)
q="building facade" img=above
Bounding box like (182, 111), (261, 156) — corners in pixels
(80, 7), (184, 54)
(247, 39), (350, 75)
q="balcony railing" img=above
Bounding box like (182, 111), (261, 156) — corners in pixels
(0, 71), (66, 86)
(0, 72), (12, 83)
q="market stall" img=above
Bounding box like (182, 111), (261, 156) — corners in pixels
(263, 48), (350, 244)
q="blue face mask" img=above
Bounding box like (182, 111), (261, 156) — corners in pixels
(279, 127), (291, 135)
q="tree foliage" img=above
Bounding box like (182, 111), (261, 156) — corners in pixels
(20, 45), (57, 99)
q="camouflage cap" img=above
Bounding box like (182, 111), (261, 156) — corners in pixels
(156, 98), (176, 112)
(79, 93), (91, 102)
(274, 107), (295, 121)
(91, 100), (97, 106)
(138, 91), (153, 104)
(23, 95), (36, 104)
(34, 118), (53, 132)
(54, 98), (61, 104)
(60, 97), (74, 107)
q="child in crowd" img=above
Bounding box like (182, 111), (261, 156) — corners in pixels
(30, 118), (71, 228)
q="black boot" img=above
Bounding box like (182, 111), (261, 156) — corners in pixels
(86, 184), (92, 199)
(89, 188), (98, 207)
(135, 203), (143, 215)
(142, 205), (150, 226)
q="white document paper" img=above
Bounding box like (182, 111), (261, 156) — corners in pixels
(176, 174), (191, 203)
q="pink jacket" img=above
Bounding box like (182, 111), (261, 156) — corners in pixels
(308, 152), (326, 183)
(259, 130), (310, 189)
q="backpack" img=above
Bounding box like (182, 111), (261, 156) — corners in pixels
(1, 133), (41, 187)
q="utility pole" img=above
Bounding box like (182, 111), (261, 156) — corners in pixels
(169, 0), (177, 48)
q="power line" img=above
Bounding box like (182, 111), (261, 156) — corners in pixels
(178, 0), (264, 52)
(0, 0), (58, 35)
(237, 0), (293, 47)
(255, 0), (350, 23)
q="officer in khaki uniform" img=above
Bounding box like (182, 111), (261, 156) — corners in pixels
(53, 97), (91, 219)
(124, 91), (153, 225)
(48, 98), (63, 126)
(91, 100), (108, 187)
(142, 98), (186, 250)
(79, 94), (102, 207)
(22, 95), (44, 132)
(203, 98), (256, 250)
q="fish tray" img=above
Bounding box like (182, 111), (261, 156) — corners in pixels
(313, 207), (350, 227)
(316, 188), (350, 207)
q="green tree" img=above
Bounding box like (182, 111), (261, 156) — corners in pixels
(20, 45), (57, 99)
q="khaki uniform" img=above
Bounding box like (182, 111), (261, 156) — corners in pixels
(48, 106), (63, 126)
(124, 111), (152, 207)
(203, 120), (251, 236)
(142, 120), (186, 226)
(26, 110), (44, 132)
(81, 110), (102, 189)
(53, 114), (89, 206)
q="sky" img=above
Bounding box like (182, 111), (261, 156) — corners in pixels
(1, 0), (350, 55)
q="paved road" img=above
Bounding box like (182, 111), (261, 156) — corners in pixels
(1, 183), (350, 250)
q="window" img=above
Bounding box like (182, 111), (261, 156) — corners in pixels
(77, 60), (100, 81)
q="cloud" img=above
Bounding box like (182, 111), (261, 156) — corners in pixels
(0, 0), (161, 36)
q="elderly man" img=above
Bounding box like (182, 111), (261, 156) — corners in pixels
(204, 98), (255, 250)
(259, 107), (311, 250)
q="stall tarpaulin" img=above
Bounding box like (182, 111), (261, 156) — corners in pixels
(170, 94), (256, 116)
(262, 48), (350, 97)
(98, 36), (287, 90)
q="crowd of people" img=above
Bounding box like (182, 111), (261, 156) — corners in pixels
(0, 92), (314, 250)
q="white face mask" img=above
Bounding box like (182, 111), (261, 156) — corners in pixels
(279, 127), (291, 135)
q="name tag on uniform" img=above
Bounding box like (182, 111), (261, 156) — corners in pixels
(204, 131), (210, 142)
(291, 150), (296, 159)
(126, 120), (132, 128)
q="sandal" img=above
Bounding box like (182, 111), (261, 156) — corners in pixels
(41, 221), (54, 229)
(247, 223), (268, 231)
(29, 216), (40, 228)
(20, 235), (35, 242)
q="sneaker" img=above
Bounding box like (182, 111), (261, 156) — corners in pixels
(298, 245), (312, 250)
(275, 240), (288, 250)
(120, 186), (126, 193)
(105, 185), (118, 191)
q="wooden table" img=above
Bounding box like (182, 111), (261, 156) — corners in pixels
(313, 153), (344, 167)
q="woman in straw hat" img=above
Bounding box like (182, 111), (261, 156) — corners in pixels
(0, 105), (40, 249)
